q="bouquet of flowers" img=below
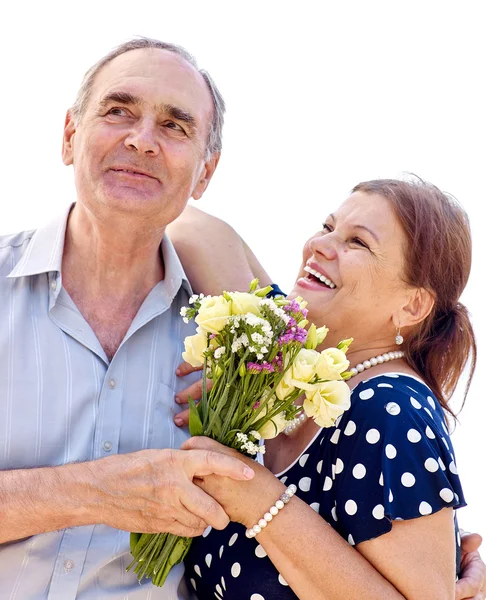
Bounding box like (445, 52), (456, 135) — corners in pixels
(127, 280), (352, 586)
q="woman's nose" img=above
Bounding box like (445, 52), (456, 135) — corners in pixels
(309, 234), (338, 261)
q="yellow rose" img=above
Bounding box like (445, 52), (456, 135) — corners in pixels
(228, 292), (262, 316)
(303, 380), (351, 428)
(257, 411), (288, 439)
(315, 348), (350, 381)
(195, 296), (231, 334)
(275, 376), (296, 401)
(182, 331), (209, 367)
(288, 348), (320, 387)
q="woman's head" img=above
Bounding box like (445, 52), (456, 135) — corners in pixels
(289, 176), (476, 412)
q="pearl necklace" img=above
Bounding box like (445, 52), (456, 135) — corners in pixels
(283, 350), (405, 435)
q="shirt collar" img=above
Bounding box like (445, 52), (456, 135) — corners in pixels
(7, 203), (192, 295)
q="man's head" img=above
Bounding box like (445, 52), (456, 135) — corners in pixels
(62, 38), (225, 225)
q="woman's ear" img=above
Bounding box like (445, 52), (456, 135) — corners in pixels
(62, 109), (76, 166)
(395, 287), (435, 329)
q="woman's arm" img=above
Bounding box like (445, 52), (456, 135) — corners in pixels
(166, 205), (273, 295)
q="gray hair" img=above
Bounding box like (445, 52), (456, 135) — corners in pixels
(71, 37), (225, 157)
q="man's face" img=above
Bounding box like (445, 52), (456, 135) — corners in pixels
(62, 48), (218, 225)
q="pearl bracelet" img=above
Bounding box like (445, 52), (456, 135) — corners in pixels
(245, 484), (297, 538)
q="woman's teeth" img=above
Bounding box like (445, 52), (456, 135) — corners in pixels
(304, 265), (336, 289)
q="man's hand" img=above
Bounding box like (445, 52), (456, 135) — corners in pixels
(456, 531), (485, 600)
(88, 447), (254, 538)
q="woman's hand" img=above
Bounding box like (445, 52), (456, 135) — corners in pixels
(456, 531), (485, 600)
(181, 436), (285, 529)
(174, 361), (210, 427)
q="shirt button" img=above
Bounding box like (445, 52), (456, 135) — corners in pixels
(64, 559), (75, 571)
(108, 379), (116, 389)
(103, 441), (113, 452)
(51, 280), (57, 291)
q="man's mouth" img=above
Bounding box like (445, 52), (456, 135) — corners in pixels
(303, 265), (337, 289)
(110, 168), (159, 182)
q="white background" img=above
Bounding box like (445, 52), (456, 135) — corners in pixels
(1, 1), (484, 537)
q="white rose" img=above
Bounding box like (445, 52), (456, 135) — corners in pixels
(288, 348), (320, 387)
(182, 331), (209, 367)
(257, 411), (288, 439)
(228, 292), (262, 316)
(315, 348), (350, 381)
(275, 376), (296, 401)
(195, 296), (231, 334)
(303, 380), (351, 428)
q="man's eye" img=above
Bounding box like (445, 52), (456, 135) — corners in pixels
(107, 107), (127, 116)
(163, 121), (186, 134)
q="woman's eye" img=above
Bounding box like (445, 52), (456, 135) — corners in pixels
(322, 223), (333, 232)
(351, 237), (368, 248)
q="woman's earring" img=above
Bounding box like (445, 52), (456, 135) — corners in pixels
(395, 327), (404, 346)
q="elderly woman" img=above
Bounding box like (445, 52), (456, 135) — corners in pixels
(168, 178), (478, 599)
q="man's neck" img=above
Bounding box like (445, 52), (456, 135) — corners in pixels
(62, 202), (165, 306)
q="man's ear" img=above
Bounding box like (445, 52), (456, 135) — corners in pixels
(191, 152), (221, 201)
(394, 287), (435, 329)
(62, 109), (76, 166)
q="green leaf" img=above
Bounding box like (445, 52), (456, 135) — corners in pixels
(188, 396), (203, 436)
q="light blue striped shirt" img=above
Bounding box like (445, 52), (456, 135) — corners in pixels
(0, 206), (199, 599)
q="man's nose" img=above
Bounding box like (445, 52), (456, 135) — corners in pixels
(125, 119), (160, 155)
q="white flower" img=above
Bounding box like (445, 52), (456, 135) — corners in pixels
(287, 348), (320, 387)
(315, 348), (350, 381)
(228, 292), (262, 316)
(214, 346), (226, 359)
(195, 296), (231, 334)
(303, 380), (351, 428)
(180, 307), (188, 317)
(182, 331), (208, 367)
(257, 410), (287, 439)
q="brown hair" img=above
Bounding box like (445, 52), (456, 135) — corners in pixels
(352, 177), (476, 417)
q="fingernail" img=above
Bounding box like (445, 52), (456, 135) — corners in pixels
(176, 368), (181, 376)
(174, 418), (184, 426)
(175, 396), (181, 404)
(243, 467), (255, 479)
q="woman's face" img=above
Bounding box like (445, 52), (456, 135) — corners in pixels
(288, 191), (412, 351)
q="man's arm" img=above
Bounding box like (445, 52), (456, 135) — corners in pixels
(167, 205), (273, 295)
(0, 449), (254, 544)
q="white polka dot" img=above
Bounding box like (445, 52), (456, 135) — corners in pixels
(438, 457), (446, 471)
(442, 437), (449, 450)
(449, 461), (458, 475)
(372, 504), (385, 519)
(379, 472), (384, 486)
(424, 458), (439, 472)
(250, 594), (265, 600)
(353, 463), (366, 479)
(202, 526), (212, 537)
(255, 544), (267, 558)
(278, 574), (289, 586)
(407, 386), (418, 393)
(348, 534), (355, 545)
(299, 453), (309, 467)
(216, 584), (223, 596)
(389, 489), (394, 502)
(407, 429), (422, 443)
(425, 426), (435, 439)
(455, 493), (459, 503)
(384, 374), (399, 378)
(442, 421), (449, 434)
(221, 577), (226, 591)
(457, 529), (462, 546)
(323, 476), (333, 491)
(330, 429), (341, 444)
(424, 407), (433, 419)
(345, 500), (358, 515)
(190, 578), (196, 590)
(331, 505), (338, 521)
(205, 553), (212, 568)
(386, 402), (401, 415)
(359, 388), (375, 400)
(401, 472), (416, 487)
(410, 397), (422, 409)
(427, 396), (436, 409)
(310, 502), (320, 512)
(331, 463), (336, 478)
(419, 501), (433, 515)
(344, 420), (356, 436)
(335, 458), (344, 474)
(280, 476), (288, 484)
(366, 428), (380, 444)
(378, 383), (393, 388)
(228, 533), (238, 546)
(316, 460), (323, 474)
(299, 477), (312, 492)
(219, 545), (224, 559)
(194, 565), (202, 577)
(386, 444), (397, 459)
(335, 414), (343, 428)
(440, 488), (454, 503)
(231, 562), (241, 577)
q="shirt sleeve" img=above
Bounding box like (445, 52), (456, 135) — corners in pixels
(319, 375), (466, 546)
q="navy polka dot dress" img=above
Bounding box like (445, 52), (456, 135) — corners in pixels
(184, 374), (466, 599)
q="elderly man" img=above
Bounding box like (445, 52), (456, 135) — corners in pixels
(0, 38), (254, 599)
